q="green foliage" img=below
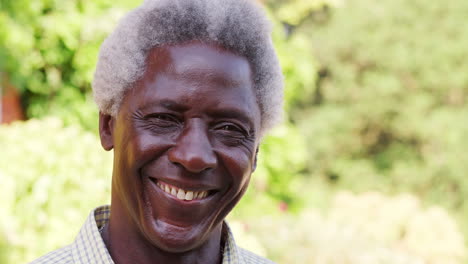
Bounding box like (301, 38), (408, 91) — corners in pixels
(231, 123), (309, 218)
(266, 0), (337, 26)
(273, 25), (319, 113)
(0, 0), (139, 130)
(0, 118), (112, 263)
(299, 0), (468, 237)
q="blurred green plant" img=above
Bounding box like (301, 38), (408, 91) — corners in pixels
(0, 0), (139, 130)
(299, 0), (468, 238)
(0, 118), (113, 263)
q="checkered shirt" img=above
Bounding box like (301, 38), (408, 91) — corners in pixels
(29, 205), (274, 264)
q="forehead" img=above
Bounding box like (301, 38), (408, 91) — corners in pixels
(143, 42), (253, 88)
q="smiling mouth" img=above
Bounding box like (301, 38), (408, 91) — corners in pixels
(151, 179), (214, 201)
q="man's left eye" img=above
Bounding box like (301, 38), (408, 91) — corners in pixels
(215, 123), (247, 135)
(220, 125), (238, 131)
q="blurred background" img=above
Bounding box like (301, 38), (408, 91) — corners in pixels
(1, 0), (468, 263)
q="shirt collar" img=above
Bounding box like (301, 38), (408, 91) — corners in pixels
(70, 205), (242, 264)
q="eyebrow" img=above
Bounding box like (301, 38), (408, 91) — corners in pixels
(140, 99), (189, 113)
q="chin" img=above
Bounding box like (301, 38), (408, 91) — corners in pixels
(140, 217), (220, 253)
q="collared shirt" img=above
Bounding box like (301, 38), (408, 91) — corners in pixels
(29, 205), (274, 264)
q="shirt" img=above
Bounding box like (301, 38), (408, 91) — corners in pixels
(29, 205), (274, 264)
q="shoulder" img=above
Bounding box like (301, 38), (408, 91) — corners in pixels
(238, 247), (276, 264)
(28, 245), (73, 264)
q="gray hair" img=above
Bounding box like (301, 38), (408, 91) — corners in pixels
(93, 0), (283, 134)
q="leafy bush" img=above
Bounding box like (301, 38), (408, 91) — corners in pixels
(248, 124), (308, 209)
(0, 118), (112, 263)
(0, 0), (138, 130)
(298, 0), (468, 238)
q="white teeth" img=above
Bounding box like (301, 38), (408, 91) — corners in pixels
(155, 181), (210, 201)
(177, 189), (186, 199)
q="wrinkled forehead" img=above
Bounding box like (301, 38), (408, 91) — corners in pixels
(142, 41), (254, 87)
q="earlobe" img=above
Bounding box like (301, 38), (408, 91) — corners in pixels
(99, 112), (115, 151)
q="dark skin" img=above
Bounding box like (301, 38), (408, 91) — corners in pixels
(98, 42), (261, 264)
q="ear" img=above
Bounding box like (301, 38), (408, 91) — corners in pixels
(99, 112), (115, 151)
(252, 147), (259, 172)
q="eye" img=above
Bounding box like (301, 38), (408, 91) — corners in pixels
(214, 122), (248, 136)
(219, 124), (241, 132)
(145, 113), (181, 128)
(212, 121), (255, 147)
(151, 114), (176, 121)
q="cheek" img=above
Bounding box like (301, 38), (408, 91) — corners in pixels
(219, 147), (255, 188)
(123, 128), (175, 168)
(217, 153), (253, 218)
(112, 125), (174, 206)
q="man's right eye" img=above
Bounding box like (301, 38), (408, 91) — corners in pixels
(151, 114), (175, 121)
(145, 113), (181, 128)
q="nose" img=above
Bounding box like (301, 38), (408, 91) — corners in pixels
(168, 120), (217, 173)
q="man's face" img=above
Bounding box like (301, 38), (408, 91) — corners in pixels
(102, 42), (261, 252)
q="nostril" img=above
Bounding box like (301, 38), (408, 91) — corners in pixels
(182, 157), (216, 173)
(168, 149), (217, 173)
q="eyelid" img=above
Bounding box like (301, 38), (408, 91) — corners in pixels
(145, 113), (180, 122)
(215, 121), (249, 135)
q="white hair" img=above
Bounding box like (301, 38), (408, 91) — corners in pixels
(93, 0), (283, 134)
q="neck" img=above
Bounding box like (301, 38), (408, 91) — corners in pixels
(101, 201), (223, 264)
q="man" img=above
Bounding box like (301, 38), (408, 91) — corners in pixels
(31, 0), (283, 263)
